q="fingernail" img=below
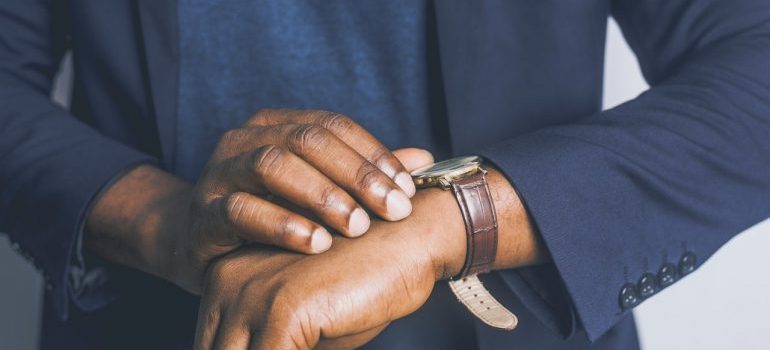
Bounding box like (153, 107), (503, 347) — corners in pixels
(394, 172), (416, 197)
(386, 189), (412, 220)
(310, 228), (332, 253)
(348, 208), (370, 237)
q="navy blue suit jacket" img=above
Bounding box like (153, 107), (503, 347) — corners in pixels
(2, 1), (770, 349)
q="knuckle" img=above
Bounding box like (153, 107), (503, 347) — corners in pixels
(267, 290), (308, 333)
(316, 111), (354, 133)
(354, 161), (386, 191)
(258, 324), (308, 350)
(274, 213), (304, 246)
(269, 213), (315, 250)
(201, 308), (220, 329)
(189, 191), (210, 213)
(267, 280), (296, 313)
(218, 129), (243, 146)
(246, 108), (275, 125)
(258, 280), (323, 350)
(224, 192), (252, 225)
(262, 283), (298, 326)
(368, 146), (393, 167)
(317, 185), (340, 212)
(251, 145), (284, 180)
(208, 257), (243, 282)
(255, 107), (277, 116)
(287, 124), (329, 154)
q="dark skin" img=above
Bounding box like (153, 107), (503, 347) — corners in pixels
(193, 167), (544, 350)
(86, 109), (420, 293)
(85, 108), (544, 349)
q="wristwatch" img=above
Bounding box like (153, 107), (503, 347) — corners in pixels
(411, 156), (518, 330)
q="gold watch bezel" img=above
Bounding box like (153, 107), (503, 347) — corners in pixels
(410, 155), (484, 189)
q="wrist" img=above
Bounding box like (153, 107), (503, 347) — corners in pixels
(140, 184), (196, 288)
(408, 187), (467, 281)
(485, 167), (546, 269)
(85, 165), (195, 287)
(410, 166), (545, 282)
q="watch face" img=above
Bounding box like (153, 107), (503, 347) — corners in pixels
(410, 155), (481, 178)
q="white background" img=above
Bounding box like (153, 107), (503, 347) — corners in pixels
(1, 18), (769, 350)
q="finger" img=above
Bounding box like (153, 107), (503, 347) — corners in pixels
(224, 145), (370, 237)
(193, 301), (221, 350)
(217, 191), (332, 253)
(249, 326), (308, 350)
(315, 323), (390, 350)
(253, 125), (412, 221)
(211, 313), (251, 350)
(392, 148), (434, 172)
(246, 109), (416, 197)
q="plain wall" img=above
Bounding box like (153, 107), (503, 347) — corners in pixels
(1, 18), (769, 350)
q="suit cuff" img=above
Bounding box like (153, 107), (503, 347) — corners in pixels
(477, 131), (636, 342)
(65, 162), (151, 312)
(17, 138), (157, 321)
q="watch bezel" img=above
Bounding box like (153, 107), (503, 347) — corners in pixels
(410, 156), (483, 188)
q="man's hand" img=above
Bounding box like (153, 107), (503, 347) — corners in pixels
(194, 167), (545, 350)
(85, 109), (433, 293)
(194, 189), (455, 350)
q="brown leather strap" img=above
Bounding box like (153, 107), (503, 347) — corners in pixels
(451, 170), (498, 278)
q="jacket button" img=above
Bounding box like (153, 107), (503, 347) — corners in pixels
(679, 251), (697, 276)
(637, 273), (658, 299)
(619, 283), (640, 310)
(657, 263), (678, 287)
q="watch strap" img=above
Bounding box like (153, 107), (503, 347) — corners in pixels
(451, 171), (498, 277)
(447, 169), (517, 330)
(448, 275), (518, 330)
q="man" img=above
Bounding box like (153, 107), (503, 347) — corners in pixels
(2, 0), (769, 349)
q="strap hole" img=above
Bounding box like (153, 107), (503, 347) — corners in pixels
(480, 301), (484, 304)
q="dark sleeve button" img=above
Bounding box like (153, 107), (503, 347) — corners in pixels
(619, 283), (640, 310)
(657, 263), (678, 287)
(679, 251), (697, 276)
(637, 273), (658, 299)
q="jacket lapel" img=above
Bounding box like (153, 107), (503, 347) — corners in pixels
(136, 1), (179, 169)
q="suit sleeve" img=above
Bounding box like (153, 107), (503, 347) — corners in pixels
(478, 0), (770, 342)
(0, 0), (154, 320)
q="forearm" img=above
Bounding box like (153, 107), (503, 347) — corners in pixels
(84, 165), (193, 284)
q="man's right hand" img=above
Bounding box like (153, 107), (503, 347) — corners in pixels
(85, 109), (433, 294)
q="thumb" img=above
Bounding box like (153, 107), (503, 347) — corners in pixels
(392, 148), (434, 172)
